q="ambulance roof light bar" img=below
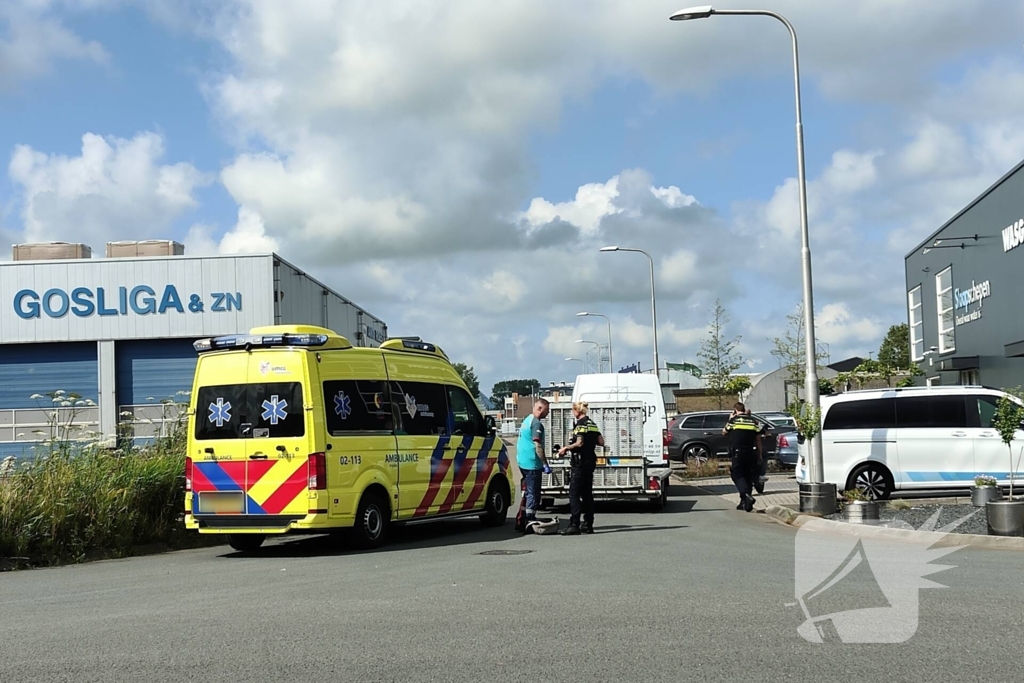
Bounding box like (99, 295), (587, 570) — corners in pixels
(193, 333), (330, 353)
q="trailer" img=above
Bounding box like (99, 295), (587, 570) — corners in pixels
(539, 400), (671, 510)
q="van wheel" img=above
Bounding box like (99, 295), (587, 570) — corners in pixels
(228, 534), (265, 553)
(848, 463), (894, 501)
(480, 478), (510, 527)
(353, 492), (390, 549)
(683, 444), (710, 467)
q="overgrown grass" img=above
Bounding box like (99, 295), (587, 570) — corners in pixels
(0, 393), (203, 570)
(678, 457), (724, 479)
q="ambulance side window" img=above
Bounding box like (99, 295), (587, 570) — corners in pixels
(390, 381), (448, 436)
(447, 386), (485, 436)
(323, 380), (393, 435)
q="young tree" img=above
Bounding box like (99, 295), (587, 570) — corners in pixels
(697, 300), (745, 409)
(877, 323), (912, 371)
(490, 379), (541, 402)
(770, 302), (828, 382)
(452, 363), (480, 398)
(992, 388), (1024, 499)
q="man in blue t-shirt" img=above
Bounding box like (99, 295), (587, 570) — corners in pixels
(515, 398), (551, 530)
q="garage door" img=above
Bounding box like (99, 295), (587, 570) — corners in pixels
(0, 342), (99, 453)
(116, 339), (198, 441)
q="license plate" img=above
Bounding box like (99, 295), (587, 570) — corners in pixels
(197, 491), (245, 514)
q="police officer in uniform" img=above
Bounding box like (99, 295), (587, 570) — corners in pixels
(722, 401), (764, 512)
(557, 401), (604, 535)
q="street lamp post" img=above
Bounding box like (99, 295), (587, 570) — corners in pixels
(575, 340), (603, 374)
(600, 246), (659, 379)
(577, 312), (613, 373)
(564, 357), (587, 374)
(669, 5), (824, 485)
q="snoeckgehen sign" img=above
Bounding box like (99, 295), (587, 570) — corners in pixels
(13, 285), (242, 319)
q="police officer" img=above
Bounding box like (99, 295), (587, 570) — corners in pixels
(722, 401), (764, 512)
(557, 401), (604, 535)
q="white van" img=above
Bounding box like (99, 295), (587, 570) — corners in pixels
(571, 373), (670, 467)
(796, 385), (1024, 500)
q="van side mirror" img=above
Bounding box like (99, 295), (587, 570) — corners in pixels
(485, 415), (496, 435)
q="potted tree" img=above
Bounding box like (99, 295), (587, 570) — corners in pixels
(985, 389), (1024, 537)
(971, 474), (1001, 507)
(789, 400), (837, 515)
(842, 487), (880, 524)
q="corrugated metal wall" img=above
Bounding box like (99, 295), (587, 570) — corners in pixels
(274, 256), (387, 346)
(0, 342), (98, 409)
(115, 339), (198, 407)
(0, 342), (100, 457)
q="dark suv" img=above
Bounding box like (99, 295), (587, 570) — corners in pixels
(667, 411), (781, 465)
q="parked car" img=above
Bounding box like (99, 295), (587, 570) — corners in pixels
(774, 430), (799, 466)
(667, 410), (782, 466)
(796, 385), (1024, 500)
(759, 411), (797, 430)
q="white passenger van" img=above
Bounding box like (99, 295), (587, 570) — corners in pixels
(796, 385), (1024, 500)
(571, 373), (670, 467)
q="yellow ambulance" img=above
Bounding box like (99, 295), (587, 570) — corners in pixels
(183, 325), (513, 553)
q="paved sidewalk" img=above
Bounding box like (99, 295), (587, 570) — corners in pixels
(672, 472), (800, 511)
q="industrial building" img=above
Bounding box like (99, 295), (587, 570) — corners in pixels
(904, 158), (1024, 388)
(0, 241), (387, 456)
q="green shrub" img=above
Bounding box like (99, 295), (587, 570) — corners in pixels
(0, 392), (193, 569)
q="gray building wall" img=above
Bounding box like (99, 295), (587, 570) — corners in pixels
(904, 158), (1024, 388)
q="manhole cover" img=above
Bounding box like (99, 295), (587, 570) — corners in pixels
(477, 549), (534, 556)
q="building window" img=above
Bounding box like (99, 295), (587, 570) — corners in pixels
(958, 369), (979, 386)
(935, 267), (955, 354)
(908, 286), (924, 361)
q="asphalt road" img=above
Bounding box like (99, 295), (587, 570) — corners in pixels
(3, 483), (1024, 683)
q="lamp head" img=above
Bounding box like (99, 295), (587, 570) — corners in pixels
(599, 246), (619, 252)
(670, 5), (714, 21)
(577, 312), (589, 317)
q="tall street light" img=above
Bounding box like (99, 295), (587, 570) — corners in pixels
(577, 311), (613, 372)
(565, 357), (587, 374)
(575, 339), (603, 373)
(600, 246), (659, 379)
(669, 5), (824, 485)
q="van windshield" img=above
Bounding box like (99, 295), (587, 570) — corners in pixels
(195, 382), (305, 440)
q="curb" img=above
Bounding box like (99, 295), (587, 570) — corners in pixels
(763, 504), (1024, 551)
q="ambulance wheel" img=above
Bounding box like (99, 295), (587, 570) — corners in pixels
(480, 477), (510, 527)
(354, 492), (390, 549)
(228, 534), (265, 553)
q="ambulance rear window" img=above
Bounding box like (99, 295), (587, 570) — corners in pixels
(195, 382), (305, 440)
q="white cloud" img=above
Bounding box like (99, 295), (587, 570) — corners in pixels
(0, 1), (110, 90)
(7, 131), (210, 249)
(651, 185), (696, 209)
(815, 303), (886, 347)
(218, 206), (279, 254)
(521, 177), (621, 233)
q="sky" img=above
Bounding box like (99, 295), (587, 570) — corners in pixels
(2, 0), (1024, 397)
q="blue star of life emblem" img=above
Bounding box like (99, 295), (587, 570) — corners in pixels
(261, 395), (289, 425)
(208, 398), (232, 427)
(334, 391), (352, 419)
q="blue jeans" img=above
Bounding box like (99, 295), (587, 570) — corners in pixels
(521, 468), (543, 518)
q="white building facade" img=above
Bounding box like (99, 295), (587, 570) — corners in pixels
(0, 248), (386, 455)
